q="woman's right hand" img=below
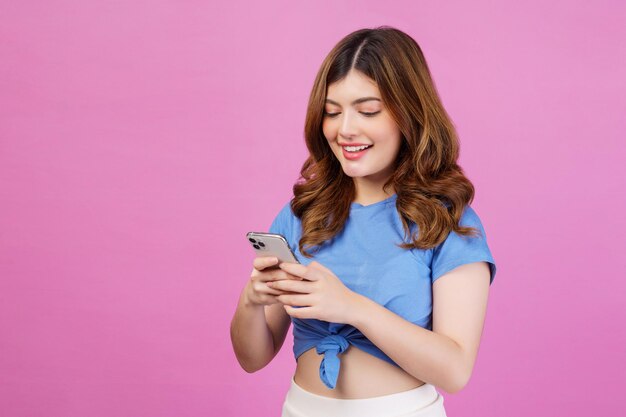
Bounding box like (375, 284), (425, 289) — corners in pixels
(245, 256), (292, 306)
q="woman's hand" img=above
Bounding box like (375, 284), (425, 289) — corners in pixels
(267, 261), (362, 324)
(244, 256), (291, 306)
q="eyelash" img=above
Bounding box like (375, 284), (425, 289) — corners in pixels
(324, 111), (380, 118)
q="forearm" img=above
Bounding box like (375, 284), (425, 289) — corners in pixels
(230, 283), (275, 373)
(348, 293), (466, 394)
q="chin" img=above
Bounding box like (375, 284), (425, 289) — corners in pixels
(341, 168), (371, 178)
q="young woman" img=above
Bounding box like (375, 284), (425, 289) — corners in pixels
(230, 26), (497, 417)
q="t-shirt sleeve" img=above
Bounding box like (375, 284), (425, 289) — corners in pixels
(268, 200), (300, 260)
(431, 205), (497, 285)
(268, 201), (292, 238)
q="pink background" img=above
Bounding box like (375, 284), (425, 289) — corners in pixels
(1, 1), (624, 416)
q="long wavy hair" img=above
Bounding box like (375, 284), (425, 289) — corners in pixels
(291, 26), (481, 258)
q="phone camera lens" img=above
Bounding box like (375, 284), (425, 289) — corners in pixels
(258, 242), (265, 247)
(253, 244), (260, 249)
(249, 238), (257, 243)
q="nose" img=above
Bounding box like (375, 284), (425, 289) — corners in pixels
(338, 109), (359, 139)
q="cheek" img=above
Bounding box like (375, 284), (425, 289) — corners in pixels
(372, 119), (402, 143)
(322, 122), (337, 142)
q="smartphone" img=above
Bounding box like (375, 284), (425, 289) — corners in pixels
(246, 232), (301, 265)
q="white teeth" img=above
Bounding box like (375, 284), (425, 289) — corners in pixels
(344, 145), (371, 152)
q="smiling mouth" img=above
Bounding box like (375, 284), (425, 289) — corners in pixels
(343, 145), (373, 153)
(341, 144), (372, 161)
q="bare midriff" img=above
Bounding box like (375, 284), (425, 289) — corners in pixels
(293, 344), (425, 399)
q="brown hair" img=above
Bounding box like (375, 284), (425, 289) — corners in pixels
(291, 26), (481, 258)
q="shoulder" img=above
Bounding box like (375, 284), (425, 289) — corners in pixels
(272, 198), (295, 218)
(269, 198), (299, 236)
(441, 204), (487, 239)
(456, 205), (487, 236)
(459, 205), (483, 224)
(277, 199), (297, 222)
(431, 203), (496, 285)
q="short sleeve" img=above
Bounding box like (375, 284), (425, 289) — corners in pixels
(268, 201), (292, 238)
(431, 205), (497, 285)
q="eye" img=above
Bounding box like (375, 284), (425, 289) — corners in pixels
(323, 111), (381, 118)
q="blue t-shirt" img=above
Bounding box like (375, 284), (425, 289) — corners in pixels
(268, 193), (496, 389)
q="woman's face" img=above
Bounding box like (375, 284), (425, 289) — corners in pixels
(322, 70), (403, 187)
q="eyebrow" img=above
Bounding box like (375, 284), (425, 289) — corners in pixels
(325, 97), (381, 106)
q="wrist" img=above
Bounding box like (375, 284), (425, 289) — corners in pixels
(241, 281), (260, 308)
(346, 292), (371, 327)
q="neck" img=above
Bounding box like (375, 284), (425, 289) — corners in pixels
(352, 178), (395, 206)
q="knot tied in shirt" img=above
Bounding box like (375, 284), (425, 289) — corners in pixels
(315, 334), (350, 389)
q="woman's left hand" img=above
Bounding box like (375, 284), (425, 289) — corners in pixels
(267, 261), (361, 324)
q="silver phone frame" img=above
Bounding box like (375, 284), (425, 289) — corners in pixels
(246, 231), (300, 264)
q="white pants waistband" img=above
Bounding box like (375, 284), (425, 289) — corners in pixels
(281, 376), (447, 417)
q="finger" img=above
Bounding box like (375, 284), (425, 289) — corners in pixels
(283, 304), (312, 319)
(267, 279), (312, 294)
(277, 293), (312, 307)
(259, 269), (295, 283)
(278, 262), (320, 281)
(279, 270), (305, 281)
(253, 256), (279, 271)
(262, 281), (288, 295)
(254, 281), (288, 296)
